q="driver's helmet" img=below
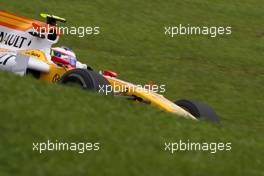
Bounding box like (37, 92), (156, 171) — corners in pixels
(51, 46), (77, 67)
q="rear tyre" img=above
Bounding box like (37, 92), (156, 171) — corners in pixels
(60, 69), (111, 95)
(174, 99), (219, 123)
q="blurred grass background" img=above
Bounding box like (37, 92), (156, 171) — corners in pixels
(0, 0), (263, 175)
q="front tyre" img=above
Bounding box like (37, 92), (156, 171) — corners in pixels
(174, 99), (219, 123)
(60, 69), (111, 95)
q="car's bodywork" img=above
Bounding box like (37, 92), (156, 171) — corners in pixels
(0, 10), (219, 122)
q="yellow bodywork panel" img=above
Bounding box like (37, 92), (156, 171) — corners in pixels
(19, 50), (48, 63)
(105, 76), (196, 120)
(39, 64), (69, 83)
(18, 49), (71, 83)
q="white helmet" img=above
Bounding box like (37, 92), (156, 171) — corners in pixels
(51, 46), (77, 67)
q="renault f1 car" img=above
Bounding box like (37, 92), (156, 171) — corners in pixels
(0, 10), (219, 122)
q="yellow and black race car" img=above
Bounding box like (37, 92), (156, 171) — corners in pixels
(0, 10), (219, 122)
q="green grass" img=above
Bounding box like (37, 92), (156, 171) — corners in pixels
(0, 0), (264, 175)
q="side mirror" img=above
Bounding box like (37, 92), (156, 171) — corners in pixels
(103, 70), (118, 77)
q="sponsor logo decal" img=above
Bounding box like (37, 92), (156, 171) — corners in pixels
(0, 31), (31, 49)
(52, 73), (61, 83)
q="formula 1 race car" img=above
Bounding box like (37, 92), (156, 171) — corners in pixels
(0, 10), (219, 122)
